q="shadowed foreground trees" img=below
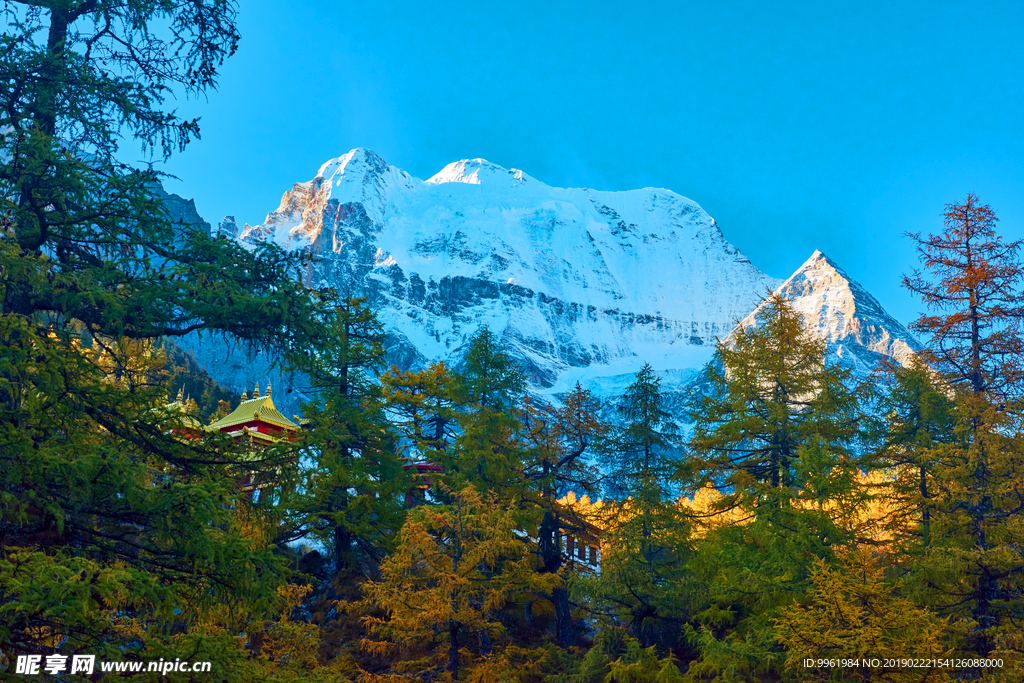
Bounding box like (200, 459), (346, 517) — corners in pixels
(0, 1), (333, 677)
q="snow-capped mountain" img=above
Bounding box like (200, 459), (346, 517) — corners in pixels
(175, 149), (918, 414)
(740, 250), (922, 373)
(239, 149), (779, 393)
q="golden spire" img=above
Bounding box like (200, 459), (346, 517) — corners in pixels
(254, 382), (260, 398)
(266, 380), (272, 396)
(241, 388), (248, 401)
(176, 385), (184, 403)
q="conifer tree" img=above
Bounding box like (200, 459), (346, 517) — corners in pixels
(904, 194), (1024, 398)
(877, 359), (955, 550)
(776, 551), (953, 683)
(382, 361), (459, 465)
(360, 486), (557, 681)
(442, 328), (530, 500)
(0, 0), (327, 664)
(283, 297), (409, 577)
(521, 382), (606, 647)
(901, 194), (1024, 665)
(591, 364), (692, 648)
(683, 293), (871, 678)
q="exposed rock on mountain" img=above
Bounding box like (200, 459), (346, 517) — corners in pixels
(169, 149), (918, 415)
(730, 250), (921, 375)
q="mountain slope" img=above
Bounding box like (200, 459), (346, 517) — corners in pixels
(729, 250), (921, 375)
(235, 149), (781, 395)
(173, 149), (919, 414)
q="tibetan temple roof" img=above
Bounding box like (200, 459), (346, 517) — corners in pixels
(208, 383), (299, 432)
(162, 387), (207, 432)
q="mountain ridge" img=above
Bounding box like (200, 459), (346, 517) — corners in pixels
(166, 149), (919, 415)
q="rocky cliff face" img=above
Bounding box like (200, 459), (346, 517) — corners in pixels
(753, 250), (921, 372)
(169, 149), (919, 415)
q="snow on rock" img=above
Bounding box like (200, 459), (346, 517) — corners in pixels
(229, 150), (778, 405)
(731, 249), (921, 374)
(174, 149), (920, 415)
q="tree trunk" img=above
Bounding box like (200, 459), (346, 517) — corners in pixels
(447, 619), (460, 680)
(478, 627), (492, 656)
(538, 509), (574, 646)
(552, 586), (574, 647)
(333, 523), (351, 574)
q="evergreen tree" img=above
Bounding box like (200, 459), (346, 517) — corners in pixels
(590, 364), (692, 648)
(521, 382), (606, 647)
(877, 359), (955, 550)
(683, 293), (871, 679)
(902, 194), (1024, 665)
(283, 297), (409, 577)
(442, 328), (530, 500)
(0, 0), (326, 665)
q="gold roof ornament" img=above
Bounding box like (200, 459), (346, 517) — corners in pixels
(253, 382), (260, 398)
(161, 387), (204, 431)
(241, 388), (248, 401)
(266, 380), (272, 396)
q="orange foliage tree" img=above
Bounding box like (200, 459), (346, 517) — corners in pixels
(901, 193), (1024, 665)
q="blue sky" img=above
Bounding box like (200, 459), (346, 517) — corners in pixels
(159, 0), (1024, 326)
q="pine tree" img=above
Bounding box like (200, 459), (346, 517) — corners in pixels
(283, 297), (410, 577)
(360, 486), (557, 681)
(442, 328), (530, 501)
(590, 364), (692, 648)
(0, 0), (326, 664)
(683, 293), (871, 679)
(902, 194), (1024, 665)
(877, 359), (955, 551)
(776, 550), (953, 683)
(521, 382), (606, 647)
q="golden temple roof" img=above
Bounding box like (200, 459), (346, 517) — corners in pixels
(162, 386), (207, 431)
(208, 389), (299, 432)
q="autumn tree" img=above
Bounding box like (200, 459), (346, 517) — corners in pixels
(360, 486), (557, 681)
(901, 194), (1024, 665)
(776, 550), (953, 683)
(904, 193), (1024, 398)
(382, 360), (459, 472)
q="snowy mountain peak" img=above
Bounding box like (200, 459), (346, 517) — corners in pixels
(426, 158), (536, 187)
(799, 249), (838, 270)
(181, 151), (920, 417)
(315, 147), (388, 180)
(735, 249), (921, 373)
(222, 149), (784, 400)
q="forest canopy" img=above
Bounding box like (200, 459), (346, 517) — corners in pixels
(1, 3), (1023, 682)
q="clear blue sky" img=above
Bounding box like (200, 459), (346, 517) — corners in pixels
(159, 0), (1024, 327)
